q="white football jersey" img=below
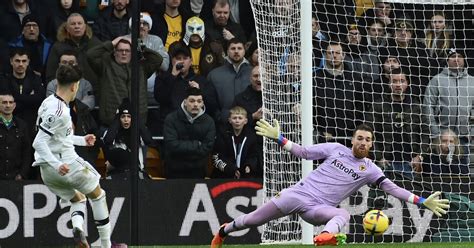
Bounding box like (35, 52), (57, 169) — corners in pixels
(32, 94), (85, 169)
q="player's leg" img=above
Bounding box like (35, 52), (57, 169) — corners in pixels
(299, 205), (350, 246)
(87, 185), (111, 248)
(211, 200), (285, 248)
(70, 192), (89, 248)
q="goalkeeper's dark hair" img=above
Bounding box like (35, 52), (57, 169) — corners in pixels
(354, 124), (374, 140)
(56, 64), (82, 86)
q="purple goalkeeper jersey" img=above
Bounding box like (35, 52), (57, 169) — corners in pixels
(289, 142), (384, 207)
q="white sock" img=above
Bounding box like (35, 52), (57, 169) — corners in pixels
(70, 199), (86, 231)
(90, 190), (111, 247)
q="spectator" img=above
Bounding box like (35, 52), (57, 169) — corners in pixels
(359, 0), (394, 33)
(183, 16), (225, 77)
(246, 42), (259, 67)
(423, 11), (452, 68)
(8, 14), (52, 77)
(312, 15), (327, 71)
(163, 87), (216, 179)
(314, 42), (363, 142)
(49, 0), (80, 41)
(423, 49), (473, 150)
(204, 0), (247, 45)
(101, 99), (156, 179)
(0, 92), (31, 180)
(420, 128), (469, 175)
(70, 99), (100, 167)
(233, 65), (262, 127)
(207, 38), (251, 124)
(366, 68), (428, 178)
(201, 0), (255, 41)
(126, 12), (169, 72)
(150, 0), (191, 51)
(0, 48), (45, 136)
(212, 106), (260, 178)
(364, 20), (388, 53)
(0, 0), (46, 43)
(374, 54), (402, 99)
(93, 0), (130, 41)
(154, 41), (217, 135)
(46, 13), (101, 94)
(87, 36), (163, 126)
(46, 50), (95, 109)
(385, 20), (434, 98)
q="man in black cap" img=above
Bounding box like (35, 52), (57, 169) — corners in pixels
(9, 13), (53, 77)
(423, 48), (473, 154)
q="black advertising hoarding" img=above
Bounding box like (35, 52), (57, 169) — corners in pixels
(0, 177), (472, 246)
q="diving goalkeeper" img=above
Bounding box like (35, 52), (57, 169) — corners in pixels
(211, 121), (450, 247)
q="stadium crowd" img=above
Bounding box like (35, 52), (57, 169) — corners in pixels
(0, 0), (471, 180)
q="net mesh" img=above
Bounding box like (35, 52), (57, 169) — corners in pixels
(251, 0), (474, 244)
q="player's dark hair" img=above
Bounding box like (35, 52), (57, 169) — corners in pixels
(56, 64), (82, 86)
(353, 124), (374, 140)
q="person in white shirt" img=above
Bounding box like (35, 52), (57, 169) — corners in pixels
(32, 65), (111, 248)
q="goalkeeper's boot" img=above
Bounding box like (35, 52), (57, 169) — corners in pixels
(73, 227), (90, 248)
(313, 232), (347, 246)
(210, 223), (228, 248)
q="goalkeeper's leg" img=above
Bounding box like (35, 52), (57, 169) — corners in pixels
(300, 205), (349, 246)
(211, 201), (285, 247)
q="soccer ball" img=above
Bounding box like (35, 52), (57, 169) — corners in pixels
(363, 210), (389, 235)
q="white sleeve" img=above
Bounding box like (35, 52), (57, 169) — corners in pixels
(32, 130), (63, 170)
(72, 135), (87, 146)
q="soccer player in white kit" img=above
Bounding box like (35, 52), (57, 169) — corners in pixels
(32, 65), (111, 248)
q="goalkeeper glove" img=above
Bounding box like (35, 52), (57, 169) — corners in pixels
(256, 119), (280, 140)
(420, 191), (450, 217)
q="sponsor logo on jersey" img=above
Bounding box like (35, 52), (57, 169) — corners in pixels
(331, 159), (361, 180)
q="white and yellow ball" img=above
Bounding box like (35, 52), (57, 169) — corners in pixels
(363, 210), (389, 236)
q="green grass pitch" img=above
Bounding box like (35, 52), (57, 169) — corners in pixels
(129, 242), (474, 248)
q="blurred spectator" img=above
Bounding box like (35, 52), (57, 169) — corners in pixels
(50, 0), (81, 41)
(126, 12), (169, 72)
(314, 42), (363, 142)
(204, 0), (247, 45)
(163, 87), (216, 179)
(366, 68), (427, 178)
(93, 0), (130, 41)
(246, 42), (259, 67)
(0, 48), (45, 136)
(233, 65), (262, 127)
(212, 106), (260, 178)
(363, 20), (388, 53)
(0, 92), (31, 180)
(207, 38), (251, 124)
(374, 54), (401, 99)
(201, 0), (255, 42)
(154, 41), (217, 135)
(101, 99), (156, 179)
(421, 128), (469, 175)
(70, 99), (99, 166)
(313, 0), (356, 39)
(86, 36), (162, 126)
(46, 13), (101, 94)
(312, 15), (327, 71)
(183, 16), (225, 76)
(423, 49), (473, 148)
(46, 50), (95, 109)
(359, 0), (394, 33)
(150, 0), (191, 51)
(384, 20), (434, 99)
(0, 0), (47, 43)
(9, 14), (53, 78)
(423, 11), (452, 68)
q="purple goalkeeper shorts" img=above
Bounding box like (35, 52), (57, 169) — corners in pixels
(271, 185), (325, 215)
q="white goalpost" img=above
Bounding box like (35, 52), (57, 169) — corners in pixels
(251, 0), (473, 244)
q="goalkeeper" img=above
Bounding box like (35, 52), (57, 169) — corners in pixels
(211, 121), (450, 247)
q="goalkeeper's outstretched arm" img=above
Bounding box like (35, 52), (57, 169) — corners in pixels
(378, 177), (450, 217)
(255, 119), (331, 160)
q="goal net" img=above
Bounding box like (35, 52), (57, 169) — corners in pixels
(251, 0), (473, 244)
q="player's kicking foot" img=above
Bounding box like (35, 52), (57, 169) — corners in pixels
(73, 227), (89, 248)
(313, 232), (347, 246)
(210, 223), (228, 248)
